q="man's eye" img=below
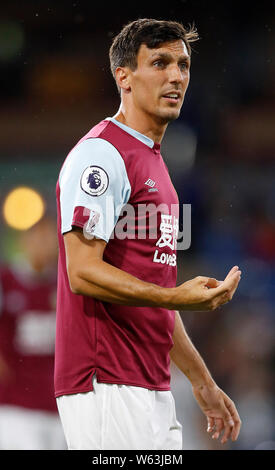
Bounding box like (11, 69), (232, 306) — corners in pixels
(179, 62), (189, 70)
(153, 60), (164, 67)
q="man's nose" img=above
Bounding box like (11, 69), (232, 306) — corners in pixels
(168, 64), (183, 84)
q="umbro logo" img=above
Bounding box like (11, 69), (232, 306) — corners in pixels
(145, 178), (158, 192)
(145, 178), (155, 187)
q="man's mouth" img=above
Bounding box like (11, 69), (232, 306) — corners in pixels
(162, 92), (181, 104)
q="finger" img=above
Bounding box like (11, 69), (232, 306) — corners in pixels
(212, 418), (224, 440)
(218, 284), (239, 306)
(205, 268), (239, 290)
(205, 271), (241, 310)
(224, 266), (239, 281)
(213, 270), (241, 298)
(231, 418), (241, 441)
(221, 270), (241, 291)
(221, 416), (235, 444)
(225, 401), (242, 441)
(212, 278), (234, 293)
(207, 416), (215, 433)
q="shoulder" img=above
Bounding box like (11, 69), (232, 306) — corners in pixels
(66, 137), (124, 167)
(60, 137), (126, 183)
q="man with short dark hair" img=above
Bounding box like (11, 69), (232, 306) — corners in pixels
(55, 18), (241, 450)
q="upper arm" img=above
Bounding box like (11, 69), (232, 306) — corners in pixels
(59, 137), (131, 291)
(64, 228), (107, 292)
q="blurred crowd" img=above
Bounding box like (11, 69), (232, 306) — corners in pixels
(0, 1), (274, 450)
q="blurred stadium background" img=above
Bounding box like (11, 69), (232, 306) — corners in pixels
(0, 0), (274, 450)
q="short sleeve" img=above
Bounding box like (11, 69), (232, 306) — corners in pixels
(59, 138), (131, 242)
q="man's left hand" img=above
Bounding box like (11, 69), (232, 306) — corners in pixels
(192, 382), (241, 444)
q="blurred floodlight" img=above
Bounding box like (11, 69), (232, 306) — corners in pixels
(0, 21), (25, 62)
(3, 186), (45, 230)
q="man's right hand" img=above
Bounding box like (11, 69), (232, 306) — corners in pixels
(172, 266), (241, 311)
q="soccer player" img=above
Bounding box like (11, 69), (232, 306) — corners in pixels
(55, 19), (242, 450)
(0, 216), (66, 449)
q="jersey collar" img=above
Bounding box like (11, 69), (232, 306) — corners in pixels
(105, 117), (155, 149)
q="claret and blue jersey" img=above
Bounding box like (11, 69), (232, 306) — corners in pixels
(55, 117), (179, 397)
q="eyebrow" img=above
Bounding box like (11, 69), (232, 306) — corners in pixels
(150, 51), (190, 62)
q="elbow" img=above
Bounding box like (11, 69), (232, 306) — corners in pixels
(67, 267), (98, 297)
(70, 281), (82, 295)
(67, 268), (83, 295)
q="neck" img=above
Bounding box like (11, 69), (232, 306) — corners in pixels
(113, 103), (168, 144)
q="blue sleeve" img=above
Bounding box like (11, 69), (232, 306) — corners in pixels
(59, 138), (131, 242)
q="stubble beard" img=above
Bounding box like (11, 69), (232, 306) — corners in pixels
(154, 105), (181, 125)
(139, 97), (182, 127)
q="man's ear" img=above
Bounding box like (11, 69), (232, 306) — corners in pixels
(115, 67), (131, 93)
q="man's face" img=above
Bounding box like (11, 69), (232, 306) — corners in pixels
(129, 40), (191, 124)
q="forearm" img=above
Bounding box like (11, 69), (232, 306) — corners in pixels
(70, 257), (174, 308)
(65, 231), (241, 311)
(170, 311), (215, 386)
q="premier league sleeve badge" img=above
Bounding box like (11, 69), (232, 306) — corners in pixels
(80, 166), (109, 196)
